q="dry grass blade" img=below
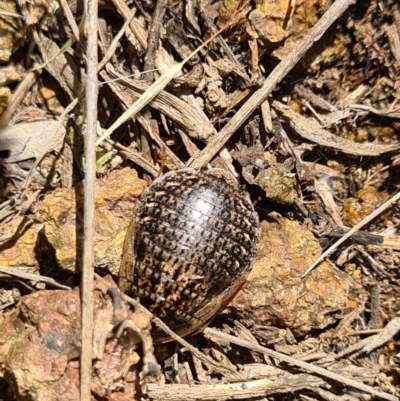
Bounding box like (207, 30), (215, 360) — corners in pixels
(96, 63), (183, 146)
(0, 72), (37, 128)
(105, 66), (215, 140)
(58, 0), (81, 44)
(32, 31), (75, 99)
(351, 103), (400, 119)
(0, 10), (22, 18)
(29, 37), (77, 73)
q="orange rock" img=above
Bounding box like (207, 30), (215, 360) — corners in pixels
(229, 218), (354, 336)
(0, 279), (142, 400)
(0, 216), (42, 268)
(37, 168), (146, 274)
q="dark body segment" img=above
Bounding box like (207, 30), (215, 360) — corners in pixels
(119, 169), (259, 341)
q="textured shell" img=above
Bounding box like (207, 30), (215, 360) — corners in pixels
(119, 168), (259, 342)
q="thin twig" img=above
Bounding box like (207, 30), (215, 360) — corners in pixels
(203, 328), (400, 401)
(58, 0), (81, 44)
(151, 317), (242, 379)
(97, 9), (137, 73)
(0, 72), (37, 128)
(109, 0), (147, 50)
(187, 0), (357, 169)
(80, 0), (98, 398)
(346, 329), (382, 336)
(143, 0), (168, 83)
(32, 30), (75, 100)
(105, 138), (159, 177)
(302, 190), (400, 276)
(0, 266), (71, 290)
(362, 315), (400, 354)
(195, 0), (245, 70)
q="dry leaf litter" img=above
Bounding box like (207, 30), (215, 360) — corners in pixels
(0, 0), (399, 400)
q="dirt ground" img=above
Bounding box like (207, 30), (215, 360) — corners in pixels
(0, 0), (399, 400)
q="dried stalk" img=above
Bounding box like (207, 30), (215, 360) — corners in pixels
(80, 0), (98, 398)
(147, 374), (326, 401)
